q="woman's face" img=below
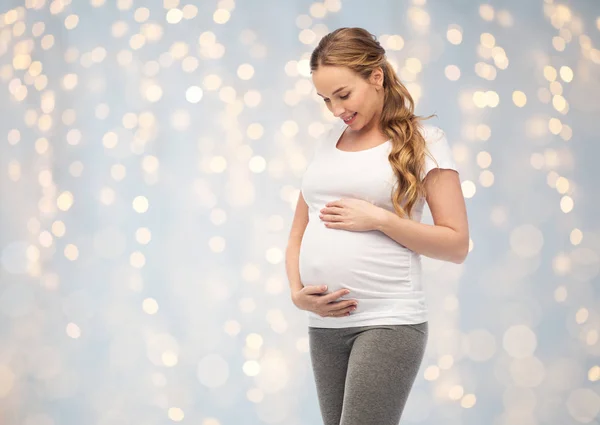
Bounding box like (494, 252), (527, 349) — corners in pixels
(312, 65), (384, 131)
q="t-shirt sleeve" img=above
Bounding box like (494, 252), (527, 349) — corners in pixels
(421, 125), (458, 179)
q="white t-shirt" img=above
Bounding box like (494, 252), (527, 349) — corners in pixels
(299, 120), (458, 328)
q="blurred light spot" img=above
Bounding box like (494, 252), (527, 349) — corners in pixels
(133, 196), (149, 213)
(66, 322), (81, 339)
(552, 95), (567, 112)
(497, 10), (514, 27)
(219, 86), (236, 103)
(386, 34), (404, 51)
(210, 208), (227, 226)
(555, 176), (569, 194)
(142, 155), (159, 173)
(57, 191), (74, 211)
(544, 66), (557, 82)
(136, 227), (152, 244)
(560, 124), (572, 141)
(553, 36), (566, 51)
(553, 253), (571, 275)
(110, 164), (126, 181)
(560, 195), (574, 213)
(512, 91), (527, 107)
(209, 236), (226, 253)
(51, 221), (66, 237)
(406, 57), (422, 73)
(64, 14), (79, 29)
(438, 354), (454, 370)
(145, 84), (163, 102)
(243, 360), (260, 376)
(589, 366), (600, 382)
(166, 8), (183, 24)
(103, 131), (118, 148)
(554, 286), (567, 302)
(237, 63), (254, 80)
(244, 90), (261, 107)
(281, 120), (299, 137)
(408, 7), (430, 28)
(461, 180), (476, 198)
(570, 228), (583, 245)
(309, 3), (327, 18)
(510, 357), (545, 387)
(213, 9), (230, 24)
(479, 4), (494, 21)
(480, 32), (495, 48)
(197, 354), (229, 388)
(424, 365), (440, 381)
(168, 407), (184, 422)
(134, 7), (150, 22)
(242, 263), (261, 282)
(265, 247), (283, 264)
(548, 117), (562, 134)
(444, 65), (460, 81)
(64, 244), (79, 261)
(143, 298), (159, 314)
(479, 170), (494, 187)
(476, 151), (492, 168)
(510, 224), (543, 257)
(449, 385), (464, 400)
(575, 307), (589, 324)
(249, 156), (266, 173)
(209, 156), (227, 173)
(162, 351), (178, 367)
(461, 394), (477, 408)
(299, 29), (316, 45)
(99, 188), (116, 206)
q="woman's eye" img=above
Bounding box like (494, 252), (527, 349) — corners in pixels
(340, 94), (350, 100)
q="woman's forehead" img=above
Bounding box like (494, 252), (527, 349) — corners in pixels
(312, 67), (357, 94)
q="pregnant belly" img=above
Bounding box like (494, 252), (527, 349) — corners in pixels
(298, 219), (414, 300)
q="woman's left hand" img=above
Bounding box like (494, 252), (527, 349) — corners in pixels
(319, 198), (387, 232)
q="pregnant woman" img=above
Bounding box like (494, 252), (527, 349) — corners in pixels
(285, 28), (469, 425)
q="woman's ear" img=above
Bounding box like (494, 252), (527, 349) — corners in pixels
(370, 67), (384, 88)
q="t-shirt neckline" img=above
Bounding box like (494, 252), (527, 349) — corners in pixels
(334, 124), (391, 154)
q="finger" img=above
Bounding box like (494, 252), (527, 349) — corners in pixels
(325, 200), (343, 208)
(321, 214), (344, 222)
(321, 206), (343, 215)
(324, 303), (357, 317)
(305, 285), (328, 295)
(329, 300), (358, 311)
(319, 289), (348, 304)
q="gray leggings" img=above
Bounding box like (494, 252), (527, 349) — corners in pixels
(308, 322), (428, 425)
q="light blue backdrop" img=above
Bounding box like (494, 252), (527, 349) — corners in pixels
(1, 0), (599, 424)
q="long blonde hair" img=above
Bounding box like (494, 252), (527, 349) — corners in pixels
(310, 27), (437, 219)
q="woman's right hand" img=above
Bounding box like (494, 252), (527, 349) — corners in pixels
(292, 285), (358, 317)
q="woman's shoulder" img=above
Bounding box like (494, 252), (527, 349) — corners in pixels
(418, 124), (446, 145)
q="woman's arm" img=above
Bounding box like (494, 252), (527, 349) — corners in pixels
(376, 168), (469, 263)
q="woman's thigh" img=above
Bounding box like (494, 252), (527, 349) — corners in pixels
(308, 326), (352, 425)
(341, 323), (428, 425)
(308, 323), (428, 425)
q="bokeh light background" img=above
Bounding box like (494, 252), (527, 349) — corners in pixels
(1, 0), (600, 424)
